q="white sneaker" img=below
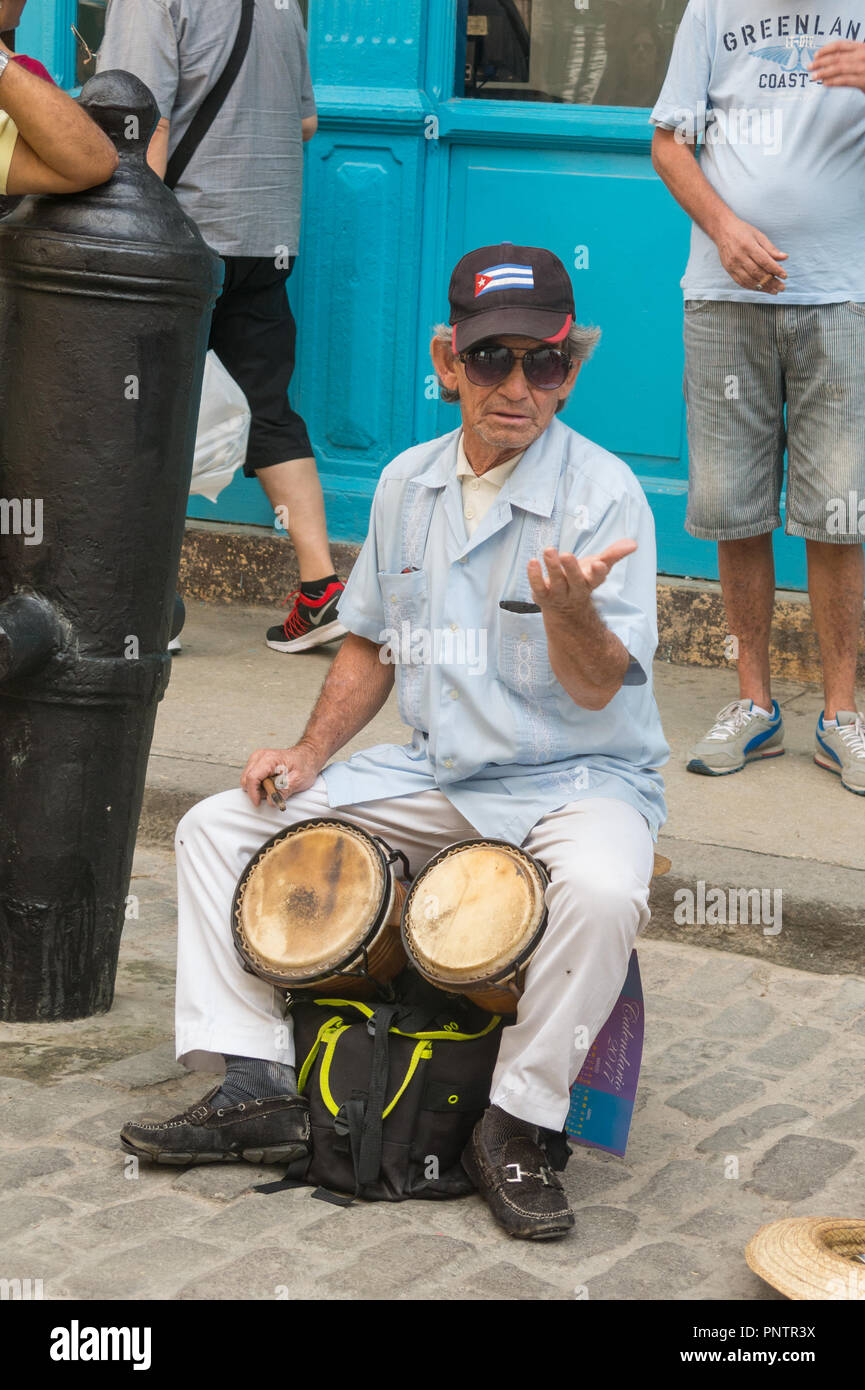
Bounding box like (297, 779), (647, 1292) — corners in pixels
(814, 711), (865, 795)
(687, 699), (784, 776)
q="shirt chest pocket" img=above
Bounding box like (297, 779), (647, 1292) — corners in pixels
(497, 607), (559, 700)
(378, 569), (429, 636)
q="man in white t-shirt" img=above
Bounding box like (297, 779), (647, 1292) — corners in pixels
(0, 0), (116, 200)
(652, 4), (865, 796)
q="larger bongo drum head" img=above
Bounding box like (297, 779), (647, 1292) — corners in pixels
(405, 844), (545, 983)
(237, 822), (386, 979)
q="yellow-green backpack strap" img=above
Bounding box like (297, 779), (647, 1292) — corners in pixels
(382, 1039), (433, 1118)
(394, 1013), (502, 1042)
(297, 1015), (344, 1095)
(317, 1022), (353, 1116)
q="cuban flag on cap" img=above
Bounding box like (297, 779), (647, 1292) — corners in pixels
(475, 262), (535, 298)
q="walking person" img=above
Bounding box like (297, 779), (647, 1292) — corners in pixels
(652, 3), (865, 794)
(98, 0), (346, 653)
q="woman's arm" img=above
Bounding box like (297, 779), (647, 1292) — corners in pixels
(1, 40), (118, 194)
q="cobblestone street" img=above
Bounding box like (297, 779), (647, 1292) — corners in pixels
(2, 841), (863, 1301)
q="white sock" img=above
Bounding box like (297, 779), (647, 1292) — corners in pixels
(823, 716), (838, 728)
(750, 703), (773, 719)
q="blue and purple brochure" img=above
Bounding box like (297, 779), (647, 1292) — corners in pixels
(566, 951), (644, 1158)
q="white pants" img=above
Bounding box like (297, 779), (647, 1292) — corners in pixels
(175, 781), (653, 1130)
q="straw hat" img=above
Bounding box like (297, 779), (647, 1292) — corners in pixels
(746, 1218), (865, 1300)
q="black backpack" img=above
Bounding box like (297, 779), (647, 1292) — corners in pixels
(266, 972), (507, 1203)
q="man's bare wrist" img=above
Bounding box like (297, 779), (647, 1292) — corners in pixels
(296, 736), (326, 770)
(707, 204), (738, 245)
(544, 595), (596, 635)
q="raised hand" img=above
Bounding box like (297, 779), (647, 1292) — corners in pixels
(528, 540), (637, 614)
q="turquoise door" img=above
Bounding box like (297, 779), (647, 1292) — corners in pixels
(12, 0), (810, 589)
(195, 0), (807, 589)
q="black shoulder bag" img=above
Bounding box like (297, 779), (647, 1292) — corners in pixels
(164, 0), (255, 191)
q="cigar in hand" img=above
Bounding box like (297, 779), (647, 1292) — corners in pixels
(262, 776), (287, 812)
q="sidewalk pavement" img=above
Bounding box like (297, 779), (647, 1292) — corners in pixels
(0, 601), (862, 1302)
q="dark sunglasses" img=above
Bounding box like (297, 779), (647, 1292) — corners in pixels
(458, 344), (573, 391)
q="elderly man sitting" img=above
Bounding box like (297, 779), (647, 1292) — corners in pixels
(121, 243), (669, 1240)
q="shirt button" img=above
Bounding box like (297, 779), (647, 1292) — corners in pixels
(520, 632), (528, 642)
(449, 689), (459, 700)
(444, 758), (454, 769)
(450, 623), (458, 632)
(471, 479), (480, 490)
(464, 507), (474, 520)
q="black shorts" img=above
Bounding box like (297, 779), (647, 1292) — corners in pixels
(208, 255), (313, 475)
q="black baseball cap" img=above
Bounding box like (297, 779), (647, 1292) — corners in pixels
(448, 243), (576, 352)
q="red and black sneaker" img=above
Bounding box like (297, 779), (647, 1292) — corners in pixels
(266, 581), (347, 653)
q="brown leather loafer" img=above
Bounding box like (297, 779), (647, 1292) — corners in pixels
(462, 1108), (575, 1240)
(120, 1087), (311, 1166)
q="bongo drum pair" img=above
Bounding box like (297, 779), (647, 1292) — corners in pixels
(232, 819), (550, 1014)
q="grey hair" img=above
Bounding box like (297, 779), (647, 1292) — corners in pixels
(431, 320), (601, 407)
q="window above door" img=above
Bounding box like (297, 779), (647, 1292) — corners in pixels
(460, 0), (687, 108)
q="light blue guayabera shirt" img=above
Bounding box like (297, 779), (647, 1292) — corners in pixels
(322, 418), (669, 847)
(651, 1), (865, 303)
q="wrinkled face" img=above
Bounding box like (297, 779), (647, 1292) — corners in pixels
(432, 333), (580, 461)
(1, 1), (27, 31)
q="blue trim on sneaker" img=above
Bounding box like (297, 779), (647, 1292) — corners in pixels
(744, 724), (780, 755)
(815, 717), (843, 767)
(687, 759), (743, 777)
(814, 754), (865, 793)
(743, 703), (783, 755)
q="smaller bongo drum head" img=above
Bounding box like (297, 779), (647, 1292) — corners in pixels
(404, 844), (546, 984)
(237, 822), (386, 980)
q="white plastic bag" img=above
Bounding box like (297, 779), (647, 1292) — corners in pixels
(189, 351), (251, 502)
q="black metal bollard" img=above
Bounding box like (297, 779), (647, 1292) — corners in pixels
(0, 71), (223, 1020)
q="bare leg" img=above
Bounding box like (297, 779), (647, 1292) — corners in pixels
(256, 457), (335, 583)
(806, 540), (864, 718)
(717, 534), (776, 710)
